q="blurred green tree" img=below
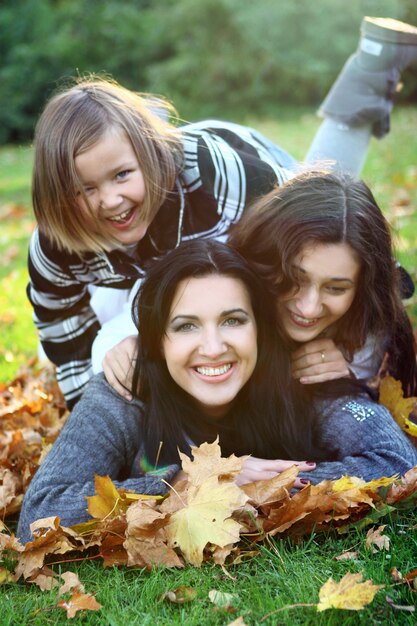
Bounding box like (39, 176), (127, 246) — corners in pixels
(0, 0), (415, 143)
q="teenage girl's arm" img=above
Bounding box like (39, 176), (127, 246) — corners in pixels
(17, 374), (179, 544)
(297, 393), (417, 484)
(291, 335), (384, 384)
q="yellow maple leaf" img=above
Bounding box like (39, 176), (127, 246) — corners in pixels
(332, 474), (396, 494)
(87, 475), (162, 520)
(165, 476), (248, 566)
(317, 572), (383, 612)
(379, 376), (417, 436)
(179, 437), (244, 491)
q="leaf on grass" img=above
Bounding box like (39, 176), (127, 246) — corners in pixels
(57, 592), (102, 618)
(166, 476), (248, 566)
(317, 572), (383, 612)
(386, 465), (417, 507)
(365, 525), (390, 553)
(28, 566), (59, 591)
(160, 586), (197, 603)
(208, 589), (238, 610)
(334, 551), (358, 561)
(58, 572), (85, 597)
(379, 376), (417, 436)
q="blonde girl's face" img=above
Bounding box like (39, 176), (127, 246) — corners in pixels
(276, 242), (361, 343)
(162, 275), (258, 420)
(74, 127), (150, 247)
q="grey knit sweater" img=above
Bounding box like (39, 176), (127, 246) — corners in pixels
(17, 374), (417, 543)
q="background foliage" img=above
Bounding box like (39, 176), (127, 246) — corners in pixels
(1, 0), (417, 143)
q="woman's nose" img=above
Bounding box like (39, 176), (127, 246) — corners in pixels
(198, 329), (227, 359)
(294, 286), (322, 318)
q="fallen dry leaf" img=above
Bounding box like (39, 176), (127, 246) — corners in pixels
(365, 526), (390, 553)
(208, 589), (238, 609)
(165, 476), (248, 566)
(160, 586), (197, 603)
(58, 571), (85, 597)
(317, 572), (383, 612)
(57, 592), (102, 618)
(334, 551), (358, 561)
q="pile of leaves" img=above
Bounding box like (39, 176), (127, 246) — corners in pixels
(1, 363), (417, 619)
(0, 360), (69, 517)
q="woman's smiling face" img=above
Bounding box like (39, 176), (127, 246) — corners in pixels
(276, 242), (361, 343)
(162, 275), (258, 419)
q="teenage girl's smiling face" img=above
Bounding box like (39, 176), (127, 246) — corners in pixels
(75, 127), (149, 246)
(162, 275), (258, 420)
(276, 242), (361, 343)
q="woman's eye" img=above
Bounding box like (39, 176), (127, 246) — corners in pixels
(223, 317), (243, 327)
(175, 322), (196, 332)
(327, 286), (348, 294)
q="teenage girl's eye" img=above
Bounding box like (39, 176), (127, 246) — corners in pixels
(326, 286), (349, 294)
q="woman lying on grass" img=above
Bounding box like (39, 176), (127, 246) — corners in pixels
(17, 239), (417, 543)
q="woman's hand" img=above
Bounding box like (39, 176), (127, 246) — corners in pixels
(237, 457), (316, 488)
(291, 338), (351, 384)
(102, 335), (138, 400)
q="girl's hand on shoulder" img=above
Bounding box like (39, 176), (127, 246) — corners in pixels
(237, 457), (315, 489)
(291, 338), (351, 384)
(102, 335), (138, 400)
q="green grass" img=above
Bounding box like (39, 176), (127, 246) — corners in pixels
(1, 518), (417, 624)
(1, 108), (417, 624)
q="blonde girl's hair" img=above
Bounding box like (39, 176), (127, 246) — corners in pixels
(32, 76), (183, 253)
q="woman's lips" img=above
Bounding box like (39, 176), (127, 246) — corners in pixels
(288, 311), (321, 328)
(192, 362), (235, 383)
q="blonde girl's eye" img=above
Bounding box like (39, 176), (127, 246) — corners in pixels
(116, 169), (132, 180)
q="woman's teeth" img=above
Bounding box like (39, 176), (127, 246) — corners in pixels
(291, 313), (318, 324)
(195, 364), (232, 376)
(108, 208), (133, 223)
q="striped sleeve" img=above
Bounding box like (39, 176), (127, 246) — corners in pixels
(27, 230), (104, 406)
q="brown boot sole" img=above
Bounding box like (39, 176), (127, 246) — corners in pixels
(362, 17), (417, 45)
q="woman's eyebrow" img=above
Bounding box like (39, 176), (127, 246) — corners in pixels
(292, 264), (355, 283)
(170, 308), (249, 323)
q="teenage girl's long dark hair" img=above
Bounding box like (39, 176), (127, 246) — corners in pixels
(131, 239), (321, 466)
(229, 170), (417, 396)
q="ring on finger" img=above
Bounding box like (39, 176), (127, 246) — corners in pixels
(321, 351), (325, 363)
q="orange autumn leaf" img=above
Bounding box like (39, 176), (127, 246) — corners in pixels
(57, 592), (102, 618)
(317, 572), (383, 612)
(379, 375), (417, 436)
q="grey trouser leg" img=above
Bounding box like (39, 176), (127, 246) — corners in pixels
(304, 118), (372, 178)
